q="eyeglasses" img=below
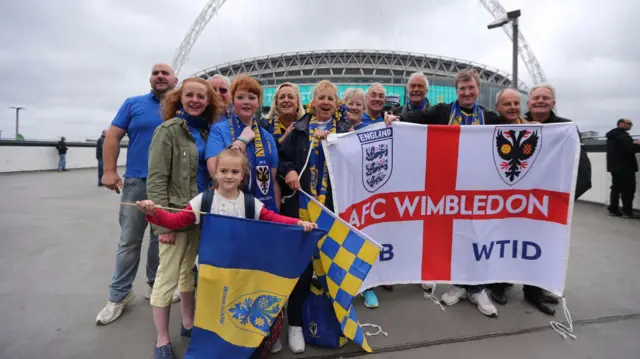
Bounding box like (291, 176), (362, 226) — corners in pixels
(216, 88), (228, 94)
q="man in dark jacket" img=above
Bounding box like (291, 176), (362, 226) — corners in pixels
(605, 119), (640, 217)
(385, 69), (499, 318)
(56, 137), (68, 172)
(96, 130), (106, 186)
(523, 83), (593, 315)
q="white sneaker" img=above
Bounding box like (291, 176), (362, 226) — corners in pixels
(270, 338), (282, 353)
(469, 289), (498, 317)
(96, 291), (135, 325)
(441, 286), (467, 306)
(145, 287), (181, 303)
(287, 326), (305, 354)
(421, 283), (434, 292)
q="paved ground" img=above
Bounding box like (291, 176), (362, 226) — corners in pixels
(1, 168), (639, 359)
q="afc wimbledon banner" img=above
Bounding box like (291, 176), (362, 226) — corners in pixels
(323, 122), (580, 296)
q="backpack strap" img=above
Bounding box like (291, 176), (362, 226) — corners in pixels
(200, 189), (215, 220)
(244, 193), (256, 220)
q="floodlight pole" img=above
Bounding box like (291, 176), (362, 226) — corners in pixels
(9, 106), (25, 139)
(511, 16), (519, 89)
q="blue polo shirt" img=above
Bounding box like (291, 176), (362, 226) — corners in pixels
(188, 126), (210, 193)
(205, 119), (278, 170)
(358, 112), (384, 129)
(111, 92), (162, 178)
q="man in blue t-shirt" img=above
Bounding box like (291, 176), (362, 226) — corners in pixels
(96, 63), (179, 326)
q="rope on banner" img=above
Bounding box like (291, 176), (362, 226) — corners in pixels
(360, 323), (388, 337)
(423, 284), (445, 311)
(550, 297), (577, 340)
(281, 138), (315, 204)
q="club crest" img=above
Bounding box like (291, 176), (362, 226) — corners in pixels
(256, 165), (270, 196)
(226, 291), (285, 336)
(309, 321), (318, 336)
(493, 125), (542, 185)
(359, 127), (393, 193)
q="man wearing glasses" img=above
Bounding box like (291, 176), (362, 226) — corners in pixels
(208, 74), (233, 121)
(606, 118), (640, 218)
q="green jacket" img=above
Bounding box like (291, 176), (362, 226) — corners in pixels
(147, 117), (208, 235)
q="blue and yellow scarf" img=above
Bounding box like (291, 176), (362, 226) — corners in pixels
(299, 115), (336, 220)
(228, 115), (277, 211)
(176, 108), (210, 192)
(268, 115), (290, 143)
(448, 100), (485, 126)
(408, 98), (428, 111)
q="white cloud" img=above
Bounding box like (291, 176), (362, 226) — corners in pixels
(1, 0), (637, 140)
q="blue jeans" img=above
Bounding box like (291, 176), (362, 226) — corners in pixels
(97, 159), (104, 185)
(57, 154), (66, 170)
(108, 177), (159, 302)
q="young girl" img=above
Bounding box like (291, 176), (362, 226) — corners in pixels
(137, 148), (317, 231)
(137, 148), (317, 358)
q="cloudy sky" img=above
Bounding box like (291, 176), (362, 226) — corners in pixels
(1, 0), (637, 141)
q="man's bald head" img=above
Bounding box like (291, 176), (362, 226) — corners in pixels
(150, 63), (177, 94)
(496, 88), (522, 122)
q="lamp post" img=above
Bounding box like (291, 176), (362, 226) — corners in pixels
(8, 106), (25, 139)
(487, 9), (521, 89)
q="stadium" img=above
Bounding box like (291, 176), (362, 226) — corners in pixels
(193, 50), (527, 111)
(189, 49), (530, 113)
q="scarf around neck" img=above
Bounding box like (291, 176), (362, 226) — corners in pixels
(448, 100), (485, 126)
(228, 115), (277, 211)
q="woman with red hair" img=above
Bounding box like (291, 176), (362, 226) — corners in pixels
(146, 77), (223, 359)
(205, 74), (281, 213)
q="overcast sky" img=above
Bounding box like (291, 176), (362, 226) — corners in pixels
(1, 0), (637, 141)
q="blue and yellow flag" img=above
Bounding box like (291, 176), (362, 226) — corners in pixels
(299, 190), (382, 353)
(186, 214), (326, 359)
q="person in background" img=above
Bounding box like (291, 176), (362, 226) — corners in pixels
(96, 63), (180, 326)
(56, 136), (68, 172)
(606, 118), (640, 218)
(208, 74), (233, 121)
(260, 82), (305, 147)
(96, 130), (106, 186)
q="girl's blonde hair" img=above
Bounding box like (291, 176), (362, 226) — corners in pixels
(265, 82), (305, 119)
(214, 148), (251, 190)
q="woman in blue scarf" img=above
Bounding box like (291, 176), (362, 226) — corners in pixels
(260, 82), (305, 147)
(205, 74), (281, 212)
(146, 77), (223, 359)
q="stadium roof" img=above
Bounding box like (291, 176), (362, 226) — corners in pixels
(190, 49), (528, 92)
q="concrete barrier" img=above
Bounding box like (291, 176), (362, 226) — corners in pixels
(0, 140), (127, 173)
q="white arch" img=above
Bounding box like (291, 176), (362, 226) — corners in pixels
(172, 0), (547, 85)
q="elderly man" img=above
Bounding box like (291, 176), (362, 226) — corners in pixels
(208, 74), (233, 120)
(391, 72), (430, 115)
(353, 83), (386, 131)
(519, 83), (592, 315)
(605, 118), (640, 218)
(96, 63), (180, 325)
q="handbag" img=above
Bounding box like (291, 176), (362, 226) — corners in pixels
(302, 279), (349, 349)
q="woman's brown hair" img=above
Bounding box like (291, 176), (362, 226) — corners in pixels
(161, 77), (224, 124)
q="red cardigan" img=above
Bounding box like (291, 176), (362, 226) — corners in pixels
(146, 204), (299, 230)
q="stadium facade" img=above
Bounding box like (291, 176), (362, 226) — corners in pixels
(191, 49), (528, 112)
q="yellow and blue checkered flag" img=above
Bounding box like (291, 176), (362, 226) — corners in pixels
(299, 190), (382, 353)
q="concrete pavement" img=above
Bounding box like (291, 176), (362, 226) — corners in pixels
(1, 169), (639, 359)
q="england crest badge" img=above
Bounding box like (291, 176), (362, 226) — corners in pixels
(358, 127), (393, 193)
(493, 125), (543, 185)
